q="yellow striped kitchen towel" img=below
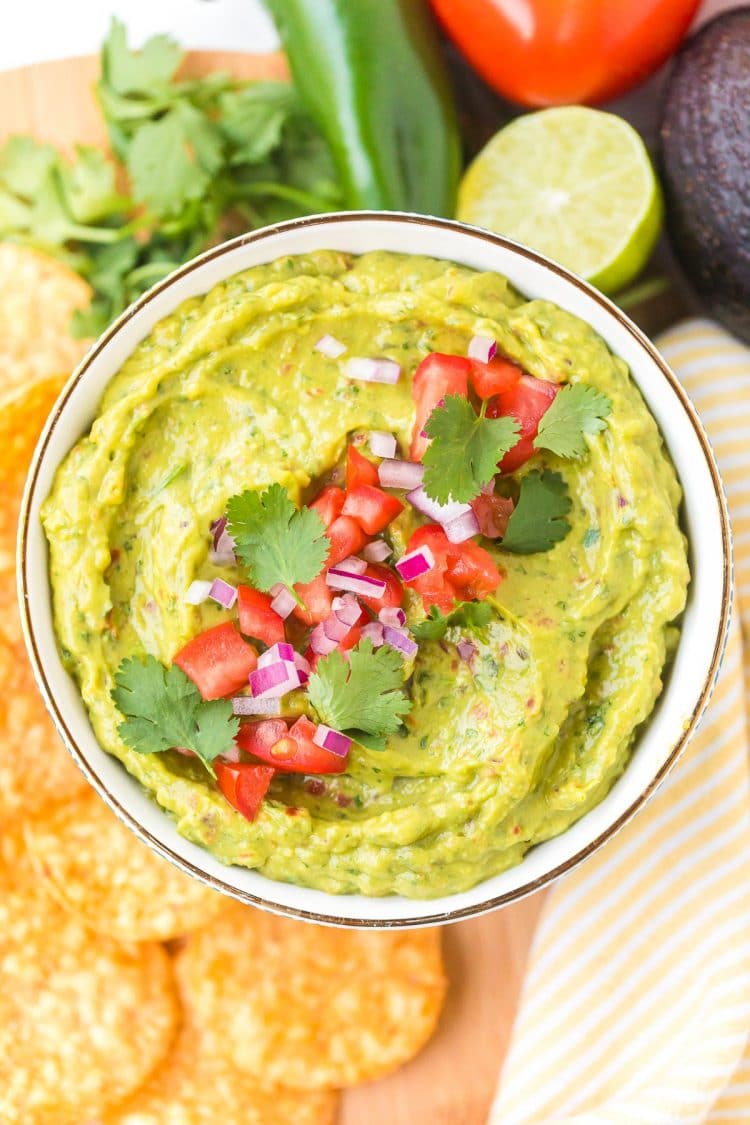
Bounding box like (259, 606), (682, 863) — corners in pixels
(490, 319), (750, 1125)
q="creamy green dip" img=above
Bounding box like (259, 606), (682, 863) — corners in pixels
(43, 251), (689, 898)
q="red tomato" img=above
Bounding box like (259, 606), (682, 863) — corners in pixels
(236, 718), (289, 758)
(488, 374), (559, 474)
(347, 444), (379, 489)
(470, 357), (523, 400)
(471, 492), (515, 539)
(237, 586), (286, 648)
(359, 563), (404, 613)
(174, 623), (258, 701)
(410, 353), (471, 461)
(326, 514), (368, 566)
(293, 572), (334, 626)
(339, 622), (364, 653)
(430, 0), (700, 107)
(215, 760), (274, 822)
(310, 485), (345, 528)
(241, 716), (346, 774)
(405, 525), (501, 612)
(342, 485), (404, 535)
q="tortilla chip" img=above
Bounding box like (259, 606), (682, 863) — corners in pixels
(0, 373), (66, 647)
(0, 628), (88, 821)
(24, 789), (226, 942)
(0, 835), (178, 1125)
(175, 902), (447, 1088)
(89, 1020), (338, 1125)
(0, 243), (91, 398)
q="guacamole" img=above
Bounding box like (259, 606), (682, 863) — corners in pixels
(42, 251), (689, 898)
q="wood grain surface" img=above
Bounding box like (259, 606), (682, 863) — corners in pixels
(0, 50), (547, 1124)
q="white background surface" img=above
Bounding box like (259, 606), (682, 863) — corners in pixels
(0, 0), (278, 71)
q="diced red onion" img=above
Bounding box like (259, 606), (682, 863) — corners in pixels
(232, 696), (282, 716)
(332, 594), (362, 627)
(210, 516), (227, 549)
(314, 334), (346, 358)
(310, 622), (339, 656)
(249, 660), (300, 698)
(326, 568), (386, 599)
(294, 651), (311, 684)
(383, 625), (419, 658)
(335, 555), (367, 575)
(323, 613), (350, 642)
(457, 640), (478, 664)
(369, 430), (397, 459)
(361, 621), (385, 647)
(379, 606), (406, 628)
(313, 724), (352, 758)
(407, 485), (472, 525)
(258, 642), (296, 669)
(270, 585), (296, 620)
(444, 510), (481, 543)
(468, 335), (497, 363)
(210, 516), (236, 565)
(344, 357), (401, 385)
(185, 580), (212, 606)
(395, 545), (435, 582)
(362, 539), (391, 563)
(219, 743), (242, 763)
(209, 579), (238, 609)
(378, 458), (424, 491)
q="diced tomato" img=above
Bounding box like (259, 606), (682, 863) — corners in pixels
(410, 353), (471, 461)
(445, 539), (502, 600)
(487, 373), (559, 474)
(404, 525), (501, 612)
(342, 485), (404, 535)
(347, 444), (379, 489)
(293, 572), (334, 626)
(237, 718), (289, 758)
(215, 760), (274, 822)
(339, 623), (364, 652)
(359, 563), (404, 613)
(240, 715), (345, 774)
(310, 485), (345, 528)
(174, 623), (258, 701)
(470, 356), (523, 400)
(326, 514), (368, 566)
(237, 586), (286, 648)
(471, 492), (515, 539)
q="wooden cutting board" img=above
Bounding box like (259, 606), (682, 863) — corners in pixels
(0, 51), (547, 1124)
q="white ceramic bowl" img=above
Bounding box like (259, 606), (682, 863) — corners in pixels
(19, 213), (731, 928)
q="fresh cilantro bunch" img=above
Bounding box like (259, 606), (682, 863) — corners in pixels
(307, 639), (412, 751)
(0, 19), (343, 336)
(113, 655), (239, 776)
(227, 483), (330, 594)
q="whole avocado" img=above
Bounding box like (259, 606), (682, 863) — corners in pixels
(659, 9), (750, 343)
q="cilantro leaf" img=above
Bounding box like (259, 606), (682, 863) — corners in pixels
(422, 396), (519, 504)
(227, 484), (329, 594)
(112, 655), (239, 776)
(534, 383), (612, 459)
(0, 136), (58, 198)
(307, 639), (411, 741)
(127, 104), (224, 219)
(219, 83), (299, 165)
(412, 600), (493, 642)
(501, 470), (572, 554)
(102, 18), (182, 97)
(59, 145), (127, 224)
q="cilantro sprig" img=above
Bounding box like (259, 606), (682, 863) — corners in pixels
(307, 638), (412, 751)
(533, 384), (612, 459)
(0, 19), (343, 336)
(501, 471), (572, 554)
(422, 396), (519, 505)
(412, 601), (493, 642)
(227, 483), (329, 595)
(112, 656), (239, 777)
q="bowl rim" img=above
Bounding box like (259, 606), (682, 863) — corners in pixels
(18, 210), (733, 928)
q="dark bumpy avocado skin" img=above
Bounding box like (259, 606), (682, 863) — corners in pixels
(659, 9), (750, 343)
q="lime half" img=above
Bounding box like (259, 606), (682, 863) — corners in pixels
(457, 107), (663, 294)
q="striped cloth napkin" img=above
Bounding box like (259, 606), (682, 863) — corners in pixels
(490, 319), (750, 1125)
